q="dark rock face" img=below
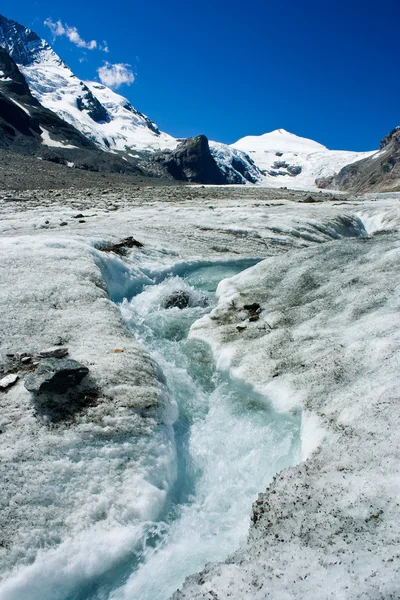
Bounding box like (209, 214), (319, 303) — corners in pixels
(316, 127), (400, 193)
(0, 47), (38, 102)
(0, 93), (41, 138)
(24, 358), (89, 394)
(230, 153), (260, 183)
(77, 85), (110, 124)
(155, 135), (227, 184)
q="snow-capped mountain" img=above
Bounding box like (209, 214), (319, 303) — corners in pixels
(0, 13), (265, 183)
(231, 129), (377, 189)
(0, 14), (177, 154)
(0, 14), (383, 189)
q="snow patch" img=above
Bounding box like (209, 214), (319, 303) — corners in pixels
(41, 128), (78, 149)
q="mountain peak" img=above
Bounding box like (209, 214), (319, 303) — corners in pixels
(0, 14), (60, 67)
(232, 129), (327, 153)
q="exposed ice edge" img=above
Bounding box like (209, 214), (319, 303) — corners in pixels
(0, 237), (178, 599)
(180, 235), (400, 599)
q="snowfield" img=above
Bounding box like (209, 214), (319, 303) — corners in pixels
(0, 186), (400, 599)
(231, 128), (378, 189)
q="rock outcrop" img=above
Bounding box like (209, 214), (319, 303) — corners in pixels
(154, 135), (228, 184)
(316, 126), (400, 193)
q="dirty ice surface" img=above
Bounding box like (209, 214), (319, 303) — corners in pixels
(1, 190), (400, 600)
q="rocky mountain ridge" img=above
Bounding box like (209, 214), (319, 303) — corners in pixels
(317, 126), (400, 192)
(0, 13), (398, 191)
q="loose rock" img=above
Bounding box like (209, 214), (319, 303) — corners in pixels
(163, 291), (190, 310)
(0, 373), (19, 390)
(24, 358), (89, 394)
(38, 346), (69, 359)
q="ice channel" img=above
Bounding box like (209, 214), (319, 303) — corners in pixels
(102, 255), (302, 600)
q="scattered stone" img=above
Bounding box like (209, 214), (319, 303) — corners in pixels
(101, 236), (143, 255)
(21, 356), (32, 364)
(243, 302), (261, 312)
(299, 195), (322, 204)
(16, 352), (29, 360)
(79, 220), (86, 223)
(60, 222), (68, 226)
(38, 346), (69, 359)
(236, 323), (247, 331)
(73, 214), (84, 218)
(163, 290), (190, 309)
(0, 373), (19, 390)
(24, 358), (89, 394)
(249, 314), (260, 322)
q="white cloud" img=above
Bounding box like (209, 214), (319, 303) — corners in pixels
(97, 62), (135, 89)
(44, 18), (102, 51)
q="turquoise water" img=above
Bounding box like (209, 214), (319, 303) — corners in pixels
(110, 260), (301, 600)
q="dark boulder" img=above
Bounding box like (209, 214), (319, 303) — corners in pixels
(163, 291), (191, 309)
(24, 358), (89, 394)
(101, 236), (144, 255)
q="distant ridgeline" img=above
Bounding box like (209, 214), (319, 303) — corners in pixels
(0, 13), (398, 190)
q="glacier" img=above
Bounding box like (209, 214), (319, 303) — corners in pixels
(1, 186), (400, 599)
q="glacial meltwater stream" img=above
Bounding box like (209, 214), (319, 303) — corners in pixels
(102, 257), (302, 600)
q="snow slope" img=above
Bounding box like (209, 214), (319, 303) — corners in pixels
(232, 128), (377, 189)
(0, 15), (177, 154)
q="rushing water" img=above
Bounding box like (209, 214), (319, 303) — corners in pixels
(0, 257), (301, 600)
(107, 258), (301, 600)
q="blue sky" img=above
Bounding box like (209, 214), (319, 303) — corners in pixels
(2, 0), (399, 150)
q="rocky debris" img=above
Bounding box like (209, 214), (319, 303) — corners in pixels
(38, 346), (68, 359)
(268, 161), (302, 178)
(24, 358), (89, 394)
(163, 290), (191, 310)
(100, 236), (143, 255)
(299, 194), (323, 203)
(0, 373), (18, 390)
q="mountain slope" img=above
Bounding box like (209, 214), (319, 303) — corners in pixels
(0, 46), (152, 179)
(0, 14), (177, 154)
(0, 46), (96, 152)
(0, 14), (389, 190)
(316, 127), (400, 193)
(231, 129), (376, 189)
